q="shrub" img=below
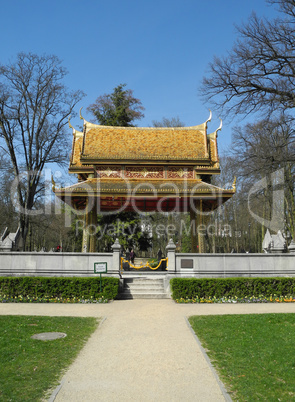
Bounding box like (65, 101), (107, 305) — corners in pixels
(0, 277), (120, 301)
(148, 258), (158, 268)
(170, 277), (295, 300)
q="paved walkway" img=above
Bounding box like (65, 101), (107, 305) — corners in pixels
(2, 301), (295, 402)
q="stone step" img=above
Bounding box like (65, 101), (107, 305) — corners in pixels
(124, 278), (164, 285)
(125, 288), (164, 293)
(122, 292), (169, 299)
(120, 277), (168, 299)
(123, 289), (166, 295)
(124, 285), (165, 291)
(124, 285), (164, 291)
(124, 282), (164, 290)
(122, 272), (167, 277)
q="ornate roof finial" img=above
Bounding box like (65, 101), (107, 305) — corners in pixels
(79, 107), (84, 120)
(216, 119), (222, 136)
(79, 106), (92, 127)
(68, 115), (76, 134)
(205, 109), (212, 126)
(232, 176), (236, 191)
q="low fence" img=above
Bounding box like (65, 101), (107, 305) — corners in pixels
(0, 252), (117, 277)
(0, 238), (295, 279)
(173, 253), (295, 277)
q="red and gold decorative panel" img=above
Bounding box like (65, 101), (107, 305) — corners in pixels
(167, 167), (194, 179)
(100, 198), (122, 208)
(125, 166), (164, 179)
(97, 166), (122, 178)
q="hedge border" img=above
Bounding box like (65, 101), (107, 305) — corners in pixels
(0, 276), (120, 301)
(170, 277), (295, 300)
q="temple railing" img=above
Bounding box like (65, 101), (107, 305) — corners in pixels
(120, 257), (168, 273)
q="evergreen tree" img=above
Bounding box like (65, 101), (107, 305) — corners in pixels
(87, 83), (144, 127)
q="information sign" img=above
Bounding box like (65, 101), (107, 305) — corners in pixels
(94, 262), (107, 274)
(94, 262), (107, 292)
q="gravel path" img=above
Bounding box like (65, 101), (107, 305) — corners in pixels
(2, 301), (295, 401)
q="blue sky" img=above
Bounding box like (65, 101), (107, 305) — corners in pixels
(1, 0), (279, 151)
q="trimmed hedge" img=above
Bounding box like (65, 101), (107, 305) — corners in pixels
(0, 277), (120, 300)
(170, 277), (295, 300)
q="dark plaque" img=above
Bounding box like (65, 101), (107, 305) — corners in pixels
(181, 259), (194, 269)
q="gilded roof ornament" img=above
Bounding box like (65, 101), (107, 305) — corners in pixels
(232, 176), (237, 191)
(68, 115), (76, 134)
(79, 107), (96, 130)
(79, 107), (84, 120)
(216, 119), (222, 136)
(205, 109), (212, 126)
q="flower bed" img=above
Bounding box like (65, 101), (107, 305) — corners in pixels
(175, 295), (295, 303)
(0, 294), (108, 303)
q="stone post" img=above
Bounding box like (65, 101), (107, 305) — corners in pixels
(111, 238), (121, 276)
(166, 238), (176, 272)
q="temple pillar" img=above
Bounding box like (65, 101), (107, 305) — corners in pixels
(88, 206), (97, 253)
(190, 200), (207, 253)
(82, 198), (97, 253)
(82, 213), (89, 253)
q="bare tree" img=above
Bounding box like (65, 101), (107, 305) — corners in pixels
(0, 53), (85, 249)
(231, 116), (295, 171)
(152, 116), (185, 127)
(230, 116), (295, 239)
(201, 0), (295, 118)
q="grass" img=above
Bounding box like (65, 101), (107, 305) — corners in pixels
(189, 314), (295, 401)
(0, 315), (99, 401)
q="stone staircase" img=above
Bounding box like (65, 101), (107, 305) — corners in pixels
(120, 277), (169, 299)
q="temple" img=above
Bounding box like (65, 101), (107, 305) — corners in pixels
(53, 111), (235, 253)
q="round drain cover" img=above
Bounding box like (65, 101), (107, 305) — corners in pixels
(31, 332), (67, 341)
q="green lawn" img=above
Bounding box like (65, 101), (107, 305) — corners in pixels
(0, 315), (99, 401)
(189, 314), (295, 401)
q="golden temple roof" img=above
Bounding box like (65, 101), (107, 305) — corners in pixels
(69, 117), (224, 167)
(81, 124), (208, 161)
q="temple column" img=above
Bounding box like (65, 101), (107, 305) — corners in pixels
(88, 203), (97, 253)
(82, 214), (89, 253)
(82, 200), (89, 253)
(198, 200), (206, 253)
(190, 206), (198, 253)
(190, 200), (207, 253)
(82, 198), (97, 253)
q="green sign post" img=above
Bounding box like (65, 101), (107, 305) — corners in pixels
(94, 262), (107, 292)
